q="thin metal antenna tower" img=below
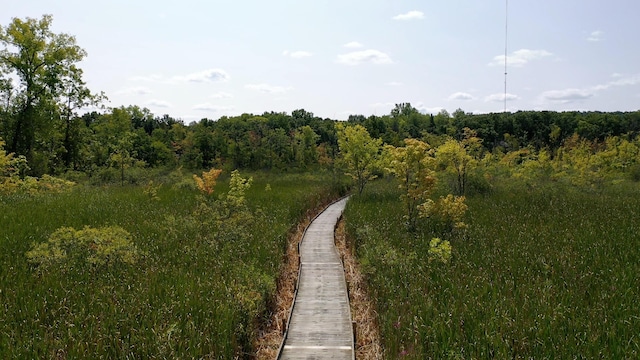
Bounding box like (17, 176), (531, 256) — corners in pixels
(504, 0), (509, 113)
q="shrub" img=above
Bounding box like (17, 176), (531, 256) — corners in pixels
(26, 226), (139, 272)
(428, 237), (452, 264)
(193, 168), (223, 195)
(419, 194), (468, 231)
(143, 180), (161, 200)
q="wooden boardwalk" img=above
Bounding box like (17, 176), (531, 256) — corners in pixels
(278, 197), (354, 360)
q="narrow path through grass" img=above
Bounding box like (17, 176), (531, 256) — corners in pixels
(254, 197), (336, 359)
(255, 198), (383, 359)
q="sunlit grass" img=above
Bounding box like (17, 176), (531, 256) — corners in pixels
(344, 178), (640, 358)
(0, 171), (345, 358)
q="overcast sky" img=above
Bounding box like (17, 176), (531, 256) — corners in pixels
(3, 0), (640, 121)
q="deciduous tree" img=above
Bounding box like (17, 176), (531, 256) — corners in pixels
(336, 124), (382, 194)
(0, 15), (98, 171)
(436, 128), (482, 195)
(384, 138), (437, 230)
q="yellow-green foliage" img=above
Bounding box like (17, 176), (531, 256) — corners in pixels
(420, 194), (468, 230)
(23, 175), (75, 194)
(1, 140), (75, 194)
(493, 134), (640, 188)
(143, 180), (161, 200)
(188, 169), (255, 245)
(336, 123), (383, 194)
(26, 226), (139, 271)
(0, 140), (18, 192)
(225, 169), (252, 210)
(428, 237), (452, 264)
(436, 128), (482, 195)
(193, 168), (222, 195)
(385, 138), (437, 230)
(0, 139), (10, 172)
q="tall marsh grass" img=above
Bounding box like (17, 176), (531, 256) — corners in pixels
(344, 178), (640, 358)
(0, 171), (344, 358)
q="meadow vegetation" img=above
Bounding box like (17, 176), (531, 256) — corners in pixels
(2, 14), (640, 358)
(0, 170), (345, 358)
(344, 159), (640, 358)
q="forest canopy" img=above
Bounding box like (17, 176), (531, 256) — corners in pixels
(1, 15), (639, 178)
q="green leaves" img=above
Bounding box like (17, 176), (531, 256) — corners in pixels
(384, 138), (437, 230)
(435, 128), (482, 195)
(26, 226), (139, 272)
(428, 237), (452, 264)
(1, 15), (98, 172)
(336, 123), (383, 194)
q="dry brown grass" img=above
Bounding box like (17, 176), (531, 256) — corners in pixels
(335, 218), (384, 360)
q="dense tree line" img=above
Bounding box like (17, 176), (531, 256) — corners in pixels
(4, 101), (640, 178)
(348, 105), (640, 151)
(2, 15), (639, 178)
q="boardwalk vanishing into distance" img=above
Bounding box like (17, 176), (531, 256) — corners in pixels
(278, 197), (354, 360)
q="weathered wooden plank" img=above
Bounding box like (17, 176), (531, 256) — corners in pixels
(279, 197), (353, 360)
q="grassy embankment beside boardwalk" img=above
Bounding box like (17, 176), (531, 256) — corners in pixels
(0, 171), (346, 358)
(344, 178), (639, 358)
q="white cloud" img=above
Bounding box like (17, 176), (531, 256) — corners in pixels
(115, 86), (152, 95)
(370, 102), (395, 112)
(337, 49), (393, 65)
(541, 89), (594, 103)
(130, 69), (230, 84)
(587, 30), (604, 42)
(387, 81), (403, 86)
(489, 49), (552, 67)
(417, 104), (445, 115)
(485, 93), (520, 102)
(392, 10), (425, 21)
(210, 91), (233, 99)
(343, 41), (364, 48)
(245, 83), (293, 94)
(599, 73), (640, 89)
(448, 92), (475, 100)
(193, 103), (234, 112)
(174, 68), (230, 83)
(146, 99), (172, 108)
(283, 50), (313, 58)
(540, 73), (640, 103)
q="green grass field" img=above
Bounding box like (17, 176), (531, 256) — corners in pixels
(344, 178), (640, 358)
(0, 171), (344, 358)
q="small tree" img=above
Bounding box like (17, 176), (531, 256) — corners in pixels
(336, 124), (382, 194)
(436, 128), (482, 195)
(193, 168), (223, 195)
(215, 171), (255, 243)
(224, 169), (253, 215)
(385, 138), (437, 231)
(108, 135), (144, 186)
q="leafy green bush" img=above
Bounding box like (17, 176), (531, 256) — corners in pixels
(427, 237), (452, 264)
(26, 226), (139, 272)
